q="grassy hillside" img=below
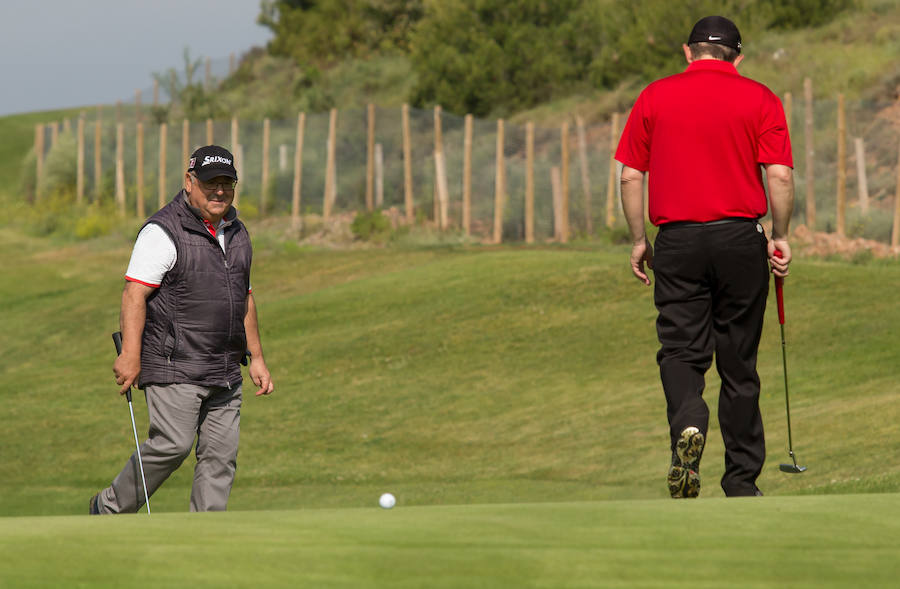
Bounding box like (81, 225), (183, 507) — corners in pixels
(2, 495), (900, 587)
(1, 224), (899, 518)
(0, 107), (85, 201)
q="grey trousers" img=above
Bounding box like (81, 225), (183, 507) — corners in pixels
(97, 383), (242, 513)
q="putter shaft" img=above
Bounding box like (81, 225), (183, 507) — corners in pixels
(127, 396), (151, 514)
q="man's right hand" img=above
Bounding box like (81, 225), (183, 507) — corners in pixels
(630, 237), (654, 286)
(113, 353), (141, 395)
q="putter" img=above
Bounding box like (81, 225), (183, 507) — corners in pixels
(773, 252), (807, 474)
(112, 332), (152, 513)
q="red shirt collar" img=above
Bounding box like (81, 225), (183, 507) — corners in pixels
(685, 59), (740, 76)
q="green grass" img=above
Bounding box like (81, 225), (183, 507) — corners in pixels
(2, 226), (900, 514)
(2, 496), (900, 587)
(1, 225), (899, 585)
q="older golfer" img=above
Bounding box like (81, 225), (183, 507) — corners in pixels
(615, 16), (794, 498)
(91, 145), (274, 514)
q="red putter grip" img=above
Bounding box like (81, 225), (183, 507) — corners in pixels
(774, 250), (785, 325)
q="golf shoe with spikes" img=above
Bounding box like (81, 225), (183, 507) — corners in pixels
(667, 426), (705, 498)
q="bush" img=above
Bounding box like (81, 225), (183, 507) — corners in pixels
(41, 131), (78, 200)
(351, 210), (391, 242)
(74, 209), (115, 240)
(409, 0), (587, 116)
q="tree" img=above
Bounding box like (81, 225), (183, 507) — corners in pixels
(409, 0), (588, 116)
(258, 0), (424, 64)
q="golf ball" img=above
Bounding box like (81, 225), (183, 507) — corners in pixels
(379, 493), (396, 509)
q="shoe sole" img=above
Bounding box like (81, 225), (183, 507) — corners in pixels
(668, 427), (704, 498)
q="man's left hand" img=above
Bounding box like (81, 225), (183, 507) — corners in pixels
(249, 358), (274, 396)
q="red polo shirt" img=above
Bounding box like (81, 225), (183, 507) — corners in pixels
(615, 59), (793, 225)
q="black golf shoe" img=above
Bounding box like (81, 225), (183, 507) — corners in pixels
(667, 426), (705, 498)
(89, 493), (101, 515)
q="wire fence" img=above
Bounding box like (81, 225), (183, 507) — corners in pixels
(26, 83), (900, 247)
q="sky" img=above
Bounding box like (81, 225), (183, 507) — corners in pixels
(0, 0), (272, 116)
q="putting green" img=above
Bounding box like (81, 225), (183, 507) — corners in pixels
(1, 495), (898, 588)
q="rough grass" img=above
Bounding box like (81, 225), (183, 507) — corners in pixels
(1, 226), (899, 517)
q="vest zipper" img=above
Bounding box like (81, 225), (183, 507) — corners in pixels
(222, 238), (234, 389)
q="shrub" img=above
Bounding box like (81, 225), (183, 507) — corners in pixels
(351, 210), (391, 242)
(74, 209), (115, 240)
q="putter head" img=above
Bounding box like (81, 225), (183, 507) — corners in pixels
(779, 463), (807, 474)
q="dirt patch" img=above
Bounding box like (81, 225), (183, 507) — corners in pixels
(790, 224), (899, 260)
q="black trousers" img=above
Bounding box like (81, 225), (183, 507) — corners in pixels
(653, 219), (770, 496)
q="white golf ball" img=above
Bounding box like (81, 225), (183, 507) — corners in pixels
(379, 493), (396, 509)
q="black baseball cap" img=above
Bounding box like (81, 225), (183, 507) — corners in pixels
(188, 145), (238, 182)
(688, 16), (742, 53)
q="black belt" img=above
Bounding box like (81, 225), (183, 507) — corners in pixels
(660, 217), (758, 230)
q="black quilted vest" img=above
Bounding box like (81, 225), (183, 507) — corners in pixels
(137, 191), (252, 389)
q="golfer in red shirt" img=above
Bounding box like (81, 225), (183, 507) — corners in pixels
(615, 16), (794, 498)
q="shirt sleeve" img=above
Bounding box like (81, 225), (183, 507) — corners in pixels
(757, 90), (794, 167)
(124, 223), (177, 287)
(615, 89), (652, 172)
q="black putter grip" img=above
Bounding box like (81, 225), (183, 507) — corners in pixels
(112, 332), (133, 402)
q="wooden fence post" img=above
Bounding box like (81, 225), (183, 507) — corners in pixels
(230, 117), (240, 205)
(893, 141), (900, 248)
(115, 122), (126, 216)
(463, 114), (473, 235)
(836, 93), (846, 236)
(135, 89), (142, 123)
(366, 103), (375, 211)
(551, 166), (562, 241)
(375, 143), (384, 208)
(525, 121), (535, 244)
(159, 123), (168, 208)
(230, 117), (239, 153)
(784, 91), (793, 137)
(576, 116), (593, 235)
(94, 118), (102, 202)
(34, 124), (44, 201)
(76, 115), (85, 204)
(136, 122), (145, 218)
(279, 145), (288, 172)
(292, 112), (306, 232)
(323, 108), (338, 219)
(206, 118), (214, 145)
(261, 117), (271, 215)
(854, 137), (869, 214)
(804, 77), (816, 230)
(182, 119), (190, 171)
(560, 121), (570, 243)
(434, 105), (449, 229)
(493, 118), (506, 243)
(606, 112), (620, 229)
(50, 121), (59, 149)
(234, 144), (244, 207)
(402, 104), (414, 223)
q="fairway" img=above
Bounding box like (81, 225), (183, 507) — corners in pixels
(2, 495), (899, 588)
